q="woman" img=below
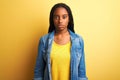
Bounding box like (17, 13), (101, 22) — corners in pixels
(34, 3), (88, 80)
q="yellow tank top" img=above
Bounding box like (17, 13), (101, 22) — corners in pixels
(50, 41), (71, 80)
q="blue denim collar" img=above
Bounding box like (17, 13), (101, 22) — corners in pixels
(48, 29), (76, 42)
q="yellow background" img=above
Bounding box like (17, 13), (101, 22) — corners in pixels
(0, 0), (120, 80)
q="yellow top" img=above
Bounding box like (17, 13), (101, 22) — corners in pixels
(50, 41), (71, 80)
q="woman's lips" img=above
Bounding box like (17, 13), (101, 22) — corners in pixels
(58, 25), (64, 27)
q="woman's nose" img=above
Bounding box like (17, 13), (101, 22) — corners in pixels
(58, 17), (63, 23)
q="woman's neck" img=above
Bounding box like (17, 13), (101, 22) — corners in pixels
(54, 29), (70, 45)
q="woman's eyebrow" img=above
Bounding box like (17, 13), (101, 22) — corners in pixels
(63, 14), (68, 16)
(53, 14), (68, 16)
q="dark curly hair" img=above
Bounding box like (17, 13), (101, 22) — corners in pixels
(48, 3), (75, 33)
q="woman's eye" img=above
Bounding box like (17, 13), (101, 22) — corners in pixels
(54, 16), (59, 20)
(63, 15), (68, 19)
(63, 15), (67, 19)
(54, 15), (68, 20)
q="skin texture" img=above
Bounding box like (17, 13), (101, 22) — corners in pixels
(53, 7), (70, 45)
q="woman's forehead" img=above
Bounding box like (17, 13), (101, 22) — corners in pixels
(53, 7), (68, 15)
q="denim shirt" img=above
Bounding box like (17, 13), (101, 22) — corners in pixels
(34, 30), (88, 80)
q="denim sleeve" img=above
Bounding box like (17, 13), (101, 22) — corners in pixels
(34, 37), (45, 80)
(78, 38), (88, 80)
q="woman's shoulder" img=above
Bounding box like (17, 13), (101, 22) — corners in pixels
(74, 33), (82, 38)
(71, 32), (84, 41)
(39, 33), (49, 42)
(69, 30), (83, 40)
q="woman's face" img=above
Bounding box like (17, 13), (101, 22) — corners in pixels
(53, 7), (69, 32)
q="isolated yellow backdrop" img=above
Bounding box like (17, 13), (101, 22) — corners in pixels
(0, 0), (120, 80)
